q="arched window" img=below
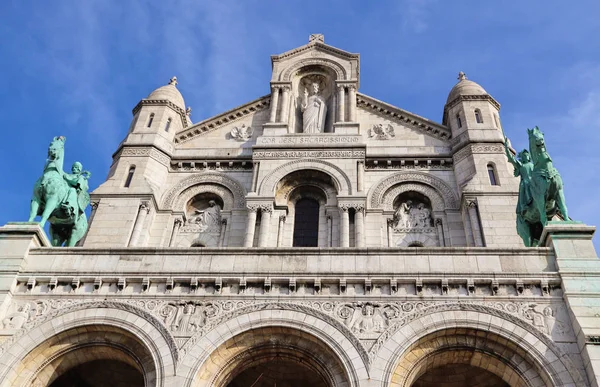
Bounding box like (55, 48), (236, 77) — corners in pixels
(124, 166), (135, 188)
(474, 109), (483, 123)
(487, 163), (499, 186)
(165, 118), (171, 132)
(147, 113), (155, 128)
(293, 198), (319, 247)
(456, 114), (462, 128)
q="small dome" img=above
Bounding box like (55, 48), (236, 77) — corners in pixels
(446, 72), (487, 104)
(146, 76), (185, 110)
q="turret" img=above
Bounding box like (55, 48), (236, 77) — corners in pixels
(86, 77), (191, 247)
(443, 72), (503, 141)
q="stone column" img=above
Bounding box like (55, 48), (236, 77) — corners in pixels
(218, 219), (228, 247)
(357, 161), (365, 193)
(251, 161), (260, 193)
(355, 205), (365, 248)
(244, 206), (258, 247)
(326, 215), (332, 247)
(467, 200), (484, 247)
(258, 205), (272, 247)
(339, 205), (350, 247)
(435, 218), (445, 247)
(129, 201), (150, 247)
(280, 85), (291, 124)
(269, 86), (280, 123)
(168, 217), (183, 247)
(337, 85), (346, 123)
(387, 219), (394, 247)
(277, 215), (286, 247)
(348, 85), (357, 122)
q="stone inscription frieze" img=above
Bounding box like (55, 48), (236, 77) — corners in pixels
(253, 150), (365, 159)
(0, 298), (571, 369)
(256, 135), (361, 145)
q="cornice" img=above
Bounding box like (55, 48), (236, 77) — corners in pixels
(174, 95), (270, 144)
(271, 41), (359, 63)
(442, 94), (501, 125)
(357, 93), (451, 141)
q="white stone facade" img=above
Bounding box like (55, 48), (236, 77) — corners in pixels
(0, 35), (599, 386)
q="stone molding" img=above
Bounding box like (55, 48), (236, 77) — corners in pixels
(273, 40), (359, 63)
(368, 172), (460, 210)
(116, 146), (171, 167)
(173, 183), (234, 213)
(253, 150), (365, 160)
(357, 93), (451, 140)
(161, 173), (247, 210)
(259, 159), (352, 196)
(0, 298), (574, 376)
(381, 183), (445, 212)
(174, 95), (269, 144)
(280, 57), (348, 82)
(453, 143), (505, 164)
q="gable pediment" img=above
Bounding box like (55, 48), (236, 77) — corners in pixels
(357, 93), (451, 141)
(174, 95), (270, 145)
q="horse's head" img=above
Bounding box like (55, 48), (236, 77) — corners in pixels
(47, 136), (66, 160)
(527, 126), (545, 148)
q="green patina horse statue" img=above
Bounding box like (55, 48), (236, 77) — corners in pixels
(505, 127), (569, 246)
(28, 136), (91, 247)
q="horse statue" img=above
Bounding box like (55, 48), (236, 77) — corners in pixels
(504, 126), (569, 246)
(28, 136), (91, 247)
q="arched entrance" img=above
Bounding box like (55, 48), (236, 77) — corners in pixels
(390, 328), (550, 387)
(192, 326), (351, 387)
(8, 325), (156, 387)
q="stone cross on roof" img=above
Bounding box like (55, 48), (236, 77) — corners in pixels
(309, 34), (324, 43)
(169, 76), (178, 86)
(457, 71), (467, 81)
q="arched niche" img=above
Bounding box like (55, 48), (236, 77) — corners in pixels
(161, 173), (247, 210)
(180, 193), (225, 248)
(368, 172), (459, 211)
(290, 65), (338, 133)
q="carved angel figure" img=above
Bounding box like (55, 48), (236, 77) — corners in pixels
(368, 123), (395, 140)
(230, 124), (253, 141)
(347, 302), (386, 334)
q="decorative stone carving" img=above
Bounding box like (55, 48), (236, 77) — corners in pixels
(301, 81), (327, 133)
(188, 200), (221, 233)
(229, 124), (253, 141)
(162, 173), (247, 210)
(368, 123), (395, 140)
(338, 302), (387, 338)
(393, 200), (432, 231)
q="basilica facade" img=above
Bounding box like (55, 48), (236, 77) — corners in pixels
(0, 34), (599, 386)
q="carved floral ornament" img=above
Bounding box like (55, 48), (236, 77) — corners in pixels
(0, 299), (573, 372)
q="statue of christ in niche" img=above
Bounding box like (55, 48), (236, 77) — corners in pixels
(301, 82), (327, 133)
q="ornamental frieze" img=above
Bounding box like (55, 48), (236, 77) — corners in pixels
(253, 150), (365, 159)
(0, 298), (572, 368)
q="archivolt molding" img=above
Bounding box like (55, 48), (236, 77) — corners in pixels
(259, 159), (352, 196)
(280, 57), (347, 81)
(368, 172), (459, 210)
(381, 183), (445, 212)
(161, 172), (247, 210)
(173, 184), (234, 212)
(374, 302), (585, 387)
(179, 301), (369, 371)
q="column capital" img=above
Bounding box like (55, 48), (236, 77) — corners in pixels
(90, 201), (99, 210)
(337, 84), (346, 91)
(280, 84), (291, 92)
(347, 84), (357, 91)
(140, 201), (151, 213)
(247, 204), (260, 213)
(270, 85), (281, 92)
(174, 217), (183, 226)
(435, 218), (443, 226)
(259, 204), (273, 213)
(466, 199), (478, 208)
(279, 215), (287, 222)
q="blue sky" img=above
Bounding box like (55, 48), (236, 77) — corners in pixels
(1, 1), (599, 249)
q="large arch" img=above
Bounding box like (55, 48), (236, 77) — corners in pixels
(368, 172), (460, 210)
(280, 57), (347, 81)
(177, 303), (370, 387)
(368, 303), (586, 387)
(259, 159), (352, 196)
(161, 172), (247, 210)
(0, 302), (177, 387)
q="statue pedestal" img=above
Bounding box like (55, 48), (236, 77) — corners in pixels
(333, 122), (359, 135)
(262, 123), (288, 136)
(542, 221), (600, 384)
